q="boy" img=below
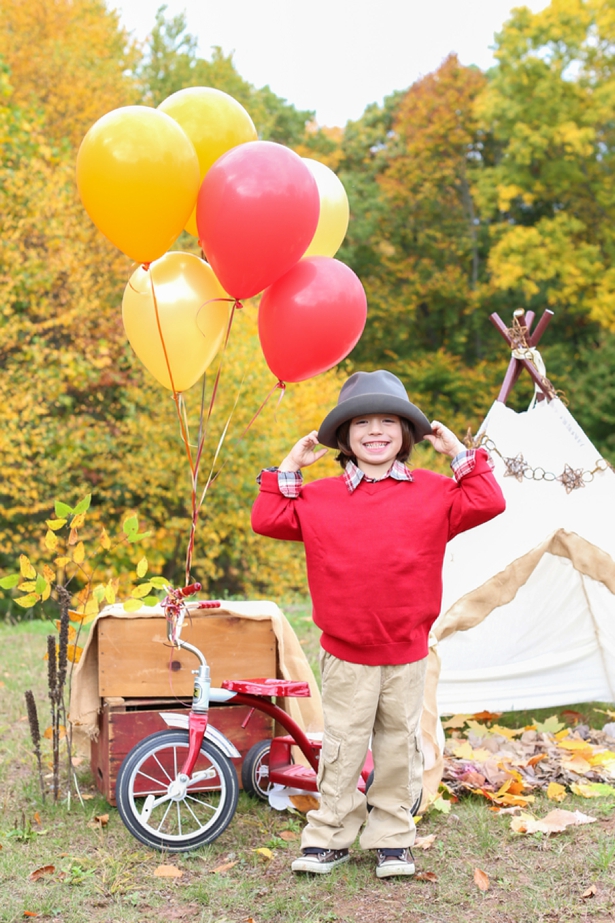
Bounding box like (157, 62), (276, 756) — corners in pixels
(251, 370), (505, 878)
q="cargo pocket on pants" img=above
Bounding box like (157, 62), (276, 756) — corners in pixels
(318, 731), (342, 797)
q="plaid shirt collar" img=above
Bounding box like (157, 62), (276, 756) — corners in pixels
(343, 458), (413, 493)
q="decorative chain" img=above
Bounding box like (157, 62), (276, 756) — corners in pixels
(466, 431), (614, 493)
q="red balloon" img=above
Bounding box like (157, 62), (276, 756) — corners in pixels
(196, 141), (320, 300)
(258, 257), (367, 382)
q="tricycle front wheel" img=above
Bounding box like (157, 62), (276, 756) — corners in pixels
(116, 729), (239, 851)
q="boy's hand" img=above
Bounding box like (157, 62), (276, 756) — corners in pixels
(279, 431), (328, 472)
(424, 421), (465, 459)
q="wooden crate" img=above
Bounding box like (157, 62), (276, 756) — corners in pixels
(91, 697), (273, 805)
(92, 612), (279, 803)
(97, 612), (277, 698)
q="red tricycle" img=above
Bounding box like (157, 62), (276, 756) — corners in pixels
(116, 586), (378, 852)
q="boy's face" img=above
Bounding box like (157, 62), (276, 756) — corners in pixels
(349, 414), (403, 474)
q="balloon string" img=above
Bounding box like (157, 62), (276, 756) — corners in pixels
(194, 379), (246, 518)
(202, 380), (286, 497)
(193, 298), (242, 477)
(148, 268), (198, 584)
(184, 297), (242, 583)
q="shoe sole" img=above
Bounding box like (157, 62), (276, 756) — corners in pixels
(376, 862), (416, 879)
(291, 855), (350, 874)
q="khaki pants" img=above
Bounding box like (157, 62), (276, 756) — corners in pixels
(302, 651), (427, 851)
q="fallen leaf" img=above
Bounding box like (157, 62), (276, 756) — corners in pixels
(29, 865), (55, 881)
(253, 847), (274, 860)
(581, 885), (597, 899)
(490, 724), (523, 740)
(210, 860), (238, 874)
(414, 834), (436, 850)
(430, 796), (452, 814)
(571, 782), (615, 798)
(43, 725), (66, 740)
(33, 813), (41, 825)
(289, 794), (320, 813)
(558, 739), (594, 753)
(547, 782), (567, 802)
(533, 715), (565, 734)
(511, 808), (596, 835)
(474, 868), (490, 891)
(279, 830), (298, 841)
(87, 813), (109, 828)
(81, 793), (94, 800)
(415, 871), (438, 882)
(561, 756), (592, 774)
(561, 709), (583, 723)
(441, 714), (470, 730)
(465, 720), (489, 739)
(154, 865), (183, 878)
(23, 913), (38, 918)
(472, 710), (502, 722)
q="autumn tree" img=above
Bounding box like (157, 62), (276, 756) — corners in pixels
(338, 57), (504, 437)
(0, 5), (345, 610)
(0, 0), (137, 146)
(476, 1), (615, 329)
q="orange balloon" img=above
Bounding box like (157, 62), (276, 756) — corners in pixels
(122, 252), (229, 392)
(76, 106), (200, 264)
(158, 88), (257, 237)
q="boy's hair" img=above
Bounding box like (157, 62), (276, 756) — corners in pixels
(335, 418), (415, 469)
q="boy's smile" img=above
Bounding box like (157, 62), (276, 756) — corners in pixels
(349, 414), (403, 479)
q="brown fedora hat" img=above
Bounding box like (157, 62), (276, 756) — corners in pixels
(317, 370), (433, 448)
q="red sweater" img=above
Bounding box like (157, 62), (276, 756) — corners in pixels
(252, 454), (505, 665)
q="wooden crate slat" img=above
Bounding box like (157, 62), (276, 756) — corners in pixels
(98, 614), (276, 697)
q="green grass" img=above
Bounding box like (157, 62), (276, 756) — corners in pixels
(1, 618), (614, 923)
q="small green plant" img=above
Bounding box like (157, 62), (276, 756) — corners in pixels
(0, 493), (155, 804)
(592, 839), (615, 871)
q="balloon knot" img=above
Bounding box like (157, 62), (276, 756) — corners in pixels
(234, 300), (243, 310)
(142, 262), (151, 271)
(277, 380), (286, 391)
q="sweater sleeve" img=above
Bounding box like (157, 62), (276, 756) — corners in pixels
(447, 449), (506, 541)
(251, 469), (304, 542)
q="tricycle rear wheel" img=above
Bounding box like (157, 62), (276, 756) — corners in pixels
(241, 739), (273, 801)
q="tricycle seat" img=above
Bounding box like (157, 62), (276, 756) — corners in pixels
(221, 678), (311, 697)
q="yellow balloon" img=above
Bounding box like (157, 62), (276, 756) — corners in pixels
(158, 87), (258, 238)
(76, 106), (200, 264)
(302, 158), (350, 258)
(122, 252), (229, 392)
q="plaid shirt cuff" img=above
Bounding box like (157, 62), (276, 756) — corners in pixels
(450, 447), (494, 482)
(256, 467), (303, 498)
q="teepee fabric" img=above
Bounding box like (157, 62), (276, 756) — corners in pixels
(434, 397), (615, 714)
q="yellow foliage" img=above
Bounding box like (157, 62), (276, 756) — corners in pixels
(0, 0), (137, 146)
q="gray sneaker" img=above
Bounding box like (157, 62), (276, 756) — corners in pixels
(291, 847), (350, 874)
(375, 847), (415, 878)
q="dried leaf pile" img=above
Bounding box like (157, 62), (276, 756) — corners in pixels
(441, 710), (615, 817)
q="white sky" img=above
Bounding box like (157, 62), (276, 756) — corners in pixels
(111, 0), (551, 127)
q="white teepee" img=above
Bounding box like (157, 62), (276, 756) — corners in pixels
(434, 370), (615, 715)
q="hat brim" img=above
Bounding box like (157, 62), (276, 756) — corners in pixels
(317, 393), (433, 449)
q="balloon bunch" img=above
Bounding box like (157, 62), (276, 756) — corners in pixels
(75, 87), (367, 580)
